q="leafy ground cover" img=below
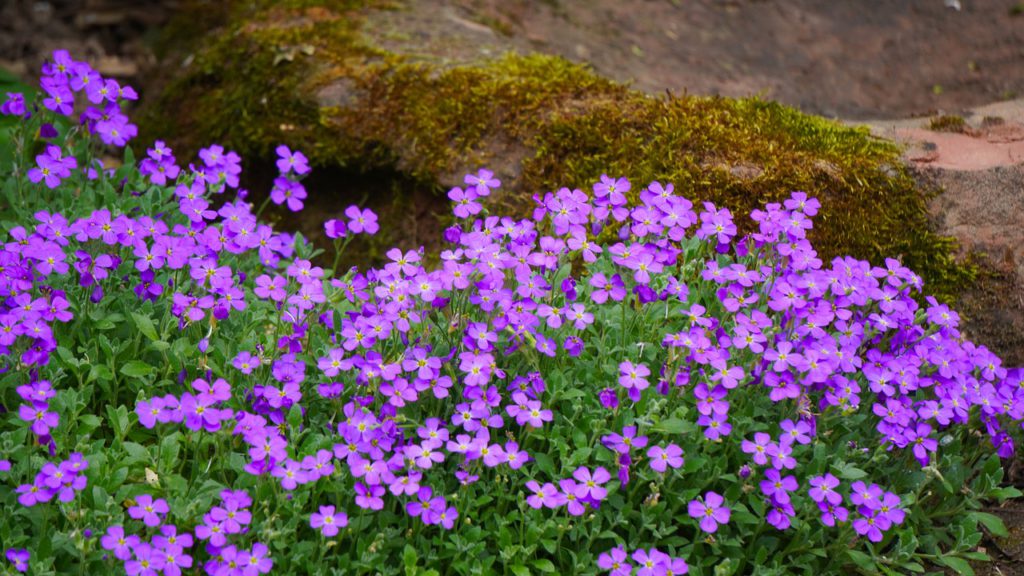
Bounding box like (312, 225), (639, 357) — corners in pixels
(0, 51), (1022, 576)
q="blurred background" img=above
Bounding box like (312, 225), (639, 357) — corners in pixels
(3, 0), (1023, 118)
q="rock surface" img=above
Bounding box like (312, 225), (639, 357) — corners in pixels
(861, 100), (1024, 365)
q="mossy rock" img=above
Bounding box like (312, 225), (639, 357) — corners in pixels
(142, 0), (972, 299)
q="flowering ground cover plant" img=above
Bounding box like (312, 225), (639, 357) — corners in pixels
(0, 51), (1022, 576)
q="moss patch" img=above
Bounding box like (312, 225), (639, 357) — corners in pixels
(928, 114), (968, 133)
(142, 0), (973, 300)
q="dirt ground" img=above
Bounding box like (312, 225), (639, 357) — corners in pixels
(0, 0), (171, 84)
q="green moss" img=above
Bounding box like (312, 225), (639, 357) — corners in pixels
(142, 0), (974, 300)
(928, 114), (967, 133)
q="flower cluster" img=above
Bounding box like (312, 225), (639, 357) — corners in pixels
(14, 453), (88, 507)
(0, 50), (1021, 576)
(270, 145), (309, 212)
(526, 465), (612, 514)
(598, 546), (689, 576)
(28, 49), (138, 144)
(136, 378), (234, 433)
(849, 481), (906, 542)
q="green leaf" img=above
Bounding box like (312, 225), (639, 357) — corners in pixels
(147, 340), (171, 352)
(91, 485), (111, 508)
(159, 433), (181, 472)
(56, 346), (80, 369)
(652, 418), (694, 435)
(287, 404), (304, 430)
(531, 559), (555, 573)
(88, 364), (114, 383)
(533, 452), (556, 476)
(510, 566), (531, 576)
(123, 442), (151, 464)
(991, 486), (1023, 501)
(833, 462), (868, 480)
(104, 467), (129, 492)
(120, 360), (154, 378)
(846, 550), (875, 572)
(106, 405), (130, 439)
(131, 312), (160, 341)
(969, 512), (1009, 538)
(937, 556), (975, 576)
(78, 414), (102, 435)
(403, 544), (418, 575)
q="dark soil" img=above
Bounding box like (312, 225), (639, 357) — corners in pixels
(974, 499), (1024, 576)
(0, 0), (171, 89)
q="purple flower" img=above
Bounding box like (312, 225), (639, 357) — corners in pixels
(310, 505), (348, 537)
(740, 432), (772, 466)
(618, 361), (650, 400)
(647, 444), (684, 473)
(239, 542), (274, 575)
(344, 205), (379, 235)
(325, 218), (347, 239)
(128, 494), (169, 527)
(852, 508), (889, 543)
(688, 491), (730, 533)
(849, 481), (884, 511)
(5, 549), (29, 573)
(438, 505), (459, 530)
(779, 418), (813, 445)
(158, 544), (193, 576)
(766, 499), (796, 530)
(760, 468), (798, 504)
(602, 426), (648, 454)
(125, 542), (165, 576)
(526, 480), (564, 509)
(28, 145), (77, 189)
(877, 491), (906, 526)
(449, 186), (482, 218)
(19, 401), (59, 436)
(572, 466), (610, 501)
(766, 440), (796, 469)
(589, 273), (626, 304)
(808, 474), (842, 506)
(464, 168), (500, 196)
(597, 546), (632, 576)
(709, 358), (744, 389)
(276, 145), (310, 175)
(354, 482), (385, 510)
(270, 177), (307, 212)
(1, 93), (26, 116)
(818, 501), (850, 527)
(598, 388), (619, 410)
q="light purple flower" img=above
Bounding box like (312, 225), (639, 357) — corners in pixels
(310, 505), (348, 537)
(688, 491), (730, 533)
